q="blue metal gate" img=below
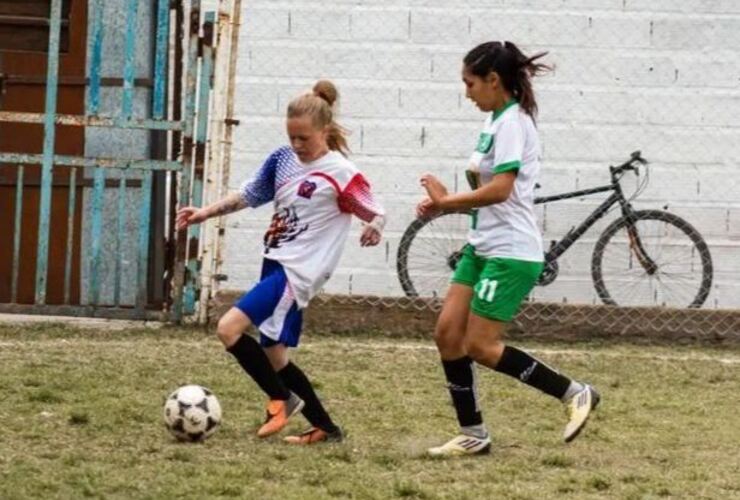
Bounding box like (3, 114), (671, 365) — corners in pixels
(0, 0), (215, 321)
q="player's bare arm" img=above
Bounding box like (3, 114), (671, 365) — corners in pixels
(208, 192), (248, 218)
(176, 192), (247, 230)
(420, 171), (516, 211)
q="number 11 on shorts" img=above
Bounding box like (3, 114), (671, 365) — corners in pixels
(477, 279), (497, 303)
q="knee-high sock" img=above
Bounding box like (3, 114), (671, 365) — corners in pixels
(278, 361), (338, 432)
(493, 345), (573, 399)
(442, 356), (483, 429)
(227, 334), (290, 400)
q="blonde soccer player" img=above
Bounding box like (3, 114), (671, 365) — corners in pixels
(177, 80), (385, 444)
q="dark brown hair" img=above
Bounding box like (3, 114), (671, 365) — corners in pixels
(463, 41), (551, 118)
(287, 80), (350, 156)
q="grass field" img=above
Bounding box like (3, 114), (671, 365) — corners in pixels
(0, 323), (738, 499)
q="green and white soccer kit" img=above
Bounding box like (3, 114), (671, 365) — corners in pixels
(452, 100), (544, 321)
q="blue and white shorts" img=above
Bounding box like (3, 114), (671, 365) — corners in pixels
(235, 259), (303, 347)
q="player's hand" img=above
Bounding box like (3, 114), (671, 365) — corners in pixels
(360, 224), (381, 247)
(420, 174), (449, 208)
(176, 206), (208, 230)
(416, 197), (441, 219)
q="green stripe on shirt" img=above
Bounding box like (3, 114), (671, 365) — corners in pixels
(493, 160), (521, 174)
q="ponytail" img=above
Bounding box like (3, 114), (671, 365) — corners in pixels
(464, 41), (551, 118)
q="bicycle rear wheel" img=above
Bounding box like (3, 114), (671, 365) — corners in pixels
(396, 210), (471, 298)
(591, 210), (713, 308)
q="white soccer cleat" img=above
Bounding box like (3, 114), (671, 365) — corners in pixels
(427, 434), (491, 457)
(563, 385), (600, 443)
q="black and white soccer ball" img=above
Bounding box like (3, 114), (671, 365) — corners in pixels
(163, 385), (222, 442)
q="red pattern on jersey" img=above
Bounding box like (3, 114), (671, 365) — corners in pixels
(309, 172), (341, 194)
(337, 173), (383, 223)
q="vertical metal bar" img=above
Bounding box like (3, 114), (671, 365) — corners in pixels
(121, 0), (140, 119)
(184, 176), (203, 315)
(88, 0), (104, 116)
(172, 0), (201, 321)
(148, 0), (172, 306)
(200, 0), (242, 323)
(63, 168), (77, 304)
(153, 0), (170, 120)
(184, 12), (215, 315)
(35, 0), (64, 305)
(183, 3), (199, 139)
(149, 0), (172, 307)
(163, 1), (185, 308)
(113, 171), (127, 307)
(88, 168), (106, 306)
(196, 13), (214, 144)
(11, 166), (24, 303)
(136, 172), (153, 310)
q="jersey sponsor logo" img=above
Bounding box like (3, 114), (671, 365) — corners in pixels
(475, 133), (494, 154)
(264, 207), (309, 253)
(297, 180), (317, 199)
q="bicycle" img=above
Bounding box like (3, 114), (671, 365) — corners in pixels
(396, 151), (713, 308)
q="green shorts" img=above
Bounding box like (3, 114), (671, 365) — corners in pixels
(452, 245), (543, 322)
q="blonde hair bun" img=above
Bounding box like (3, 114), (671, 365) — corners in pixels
(313, 80), (338, 108)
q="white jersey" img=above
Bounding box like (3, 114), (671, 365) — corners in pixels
(239, 147), (384, 308)
(467, 101), (543, 262)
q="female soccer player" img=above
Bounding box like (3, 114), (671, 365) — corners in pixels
(177, 80), (385, 444)
(417, 41), (599, 456)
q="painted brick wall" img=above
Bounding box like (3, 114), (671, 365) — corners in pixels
(211, 0), (740, 307)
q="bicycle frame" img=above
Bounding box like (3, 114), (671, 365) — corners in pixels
(536, 181), (632, 263)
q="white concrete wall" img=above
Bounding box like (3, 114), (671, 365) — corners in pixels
(213, 0), (740, 308)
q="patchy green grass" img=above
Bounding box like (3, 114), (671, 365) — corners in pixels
(0, 323), (739, 499)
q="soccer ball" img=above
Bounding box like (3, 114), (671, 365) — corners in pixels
(163, 385), (222, 442)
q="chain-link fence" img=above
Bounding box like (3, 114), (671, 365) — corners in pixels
(212, 1), (740, 337)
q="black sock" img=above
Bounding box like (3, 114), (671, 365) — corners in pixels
(278, 362), (338, 433)
(226, 334), (290, 400)
(442, 356), (483, 427)
(493, 345), (571, 399)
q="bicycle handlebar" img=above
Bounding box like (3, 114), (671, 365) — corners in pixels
(611, 150), (648, 176)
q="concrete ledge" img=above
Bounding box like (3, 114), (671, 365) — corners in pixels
(211, 290), (740, 343)
(0, 314), (164, 331)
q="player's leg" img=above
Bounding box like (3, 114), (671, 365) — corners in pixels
(428, 246), (491, 456)
(264, 341), (343, 445)
(278, 354), (344, 445)
(465, 258), (600, 443)
(217, 307), (292, 402)
(224, 259), (305, 437)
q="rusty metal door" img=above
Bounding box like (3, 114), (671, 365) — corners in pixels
(0, 0), (216, 321)
(0, 0), (85, 305)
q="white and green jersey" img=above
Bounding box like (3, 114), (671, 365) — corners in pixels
(467, 100), (543, 262)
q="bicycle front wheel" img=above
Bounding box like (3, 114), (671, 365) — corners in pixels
(396, 210), (471, 298)
(591, 210), (713, 308)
